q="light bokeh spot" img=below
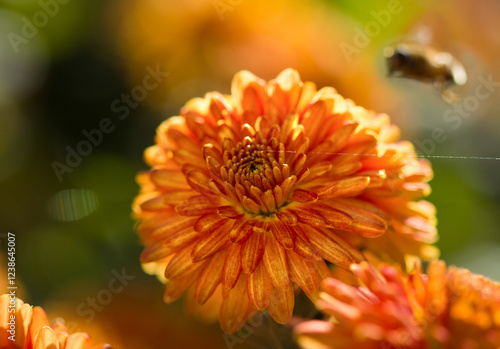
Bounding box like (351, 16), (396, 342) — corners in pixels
(48, 189), (99, 222)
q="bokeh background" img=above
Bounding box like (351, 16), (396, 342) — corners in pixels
(1, 0), (500, 347)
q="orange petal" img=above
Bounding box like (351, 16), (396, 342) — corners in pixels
(33, 326), (57, 349)
(241, 196), (261, 213)
(30, 307), (50, 347)
(222, 243), (242, 291)
(211, 95), (234, 123)
(306, 227), (362, 269)
(140, 227), (198, 263)
(326, 122), (359, 154)
(217, 206), (244, 219)
(145, 215), (198, 240)
(191, 224), (230, 262)
(194, 252), (225, 305)
(241, 230), (266, 274)
(290, 189), (318, 203)
(287, 250), (320, 297)
(185, 284), (221, 324)
(267, 284), (294, 324)
(280, 175), (297, 198)
(316, 292), (361, 321)
(175, 195), (216, 216)
(150, 169), (191, 190)
(170, 148), (203, 166)
(140, 194), (172, 212)
(263, 236), (290, 290)
(165, 244), (205, 279)
(167, 128), (202, 155)
(186, 170), (215, 196)
(316, 176), (370, 200)
(289, 207), (330, 228)
(276, 210), (298, 226)
(292, 226), (321, 260)
(17, 303), (33, 348)
(247, 263), (272, 310)
(229, 219), (255, 244)
(66, 333), (92, 349)
(315, 259), (333, 282)
(329, 201), (388, 237)
(309, 203), (353, 230)
(270, 220), (294, 250)
(162, 191), (195, 206)
(241, 82), (269, 117)
(220, 276), (255, 334)
(163, 270), (201, 304)
(194, 213), (229, 234)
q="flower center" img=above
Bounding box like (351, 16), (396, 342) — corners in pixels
(220, 135), (294, 216)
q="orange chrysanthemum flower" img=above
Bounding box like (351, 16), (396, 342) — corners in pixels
(0, 295), (112, 349)
(295, 260), (500, 349)
(133, 68), (437, 333)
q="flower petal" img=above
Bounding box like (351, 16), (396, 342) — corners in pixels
(194, 213), (229, 234)
(163, 270), (201, 304)
(241, 230), (266, 274)
(328, 201), (388, 237)
(229, 218), (254, 244)
(194, 252), (226, 305)
(66, 333), (92, 349)
(33, 326), (58, 349)
(217, 205), (244, 219)
(191, 223), (231, 262)
(145, 215), (198, 240)
(267, 283), (294, 324)
(289, 207), (331, 228)
(150, 167), (191, 189)
(220, 277), (255, 334)
(140, 227), (198, 263)
(263, 236), (290, 290)
(290, 189), (318, 203)
(306, 227), (363, 269)
(165, 244), (206, 279)
(316, 176), (371, 200)
(186, 170), (216, 196)
(175, 195), (217, 216)
(270, 220), (294, 250)
(247, 262), (272, 310)
(30, 307), (50, 346)
(287, 250), (320, 297)
(222, 243), (242, 291)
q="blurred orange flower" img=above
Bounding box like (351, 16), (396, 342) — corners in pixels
(0, 295), (111, 349)
(108, 0), (407, 115)
(133, 68), (437, 333)
(295, 260), (500, 349)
